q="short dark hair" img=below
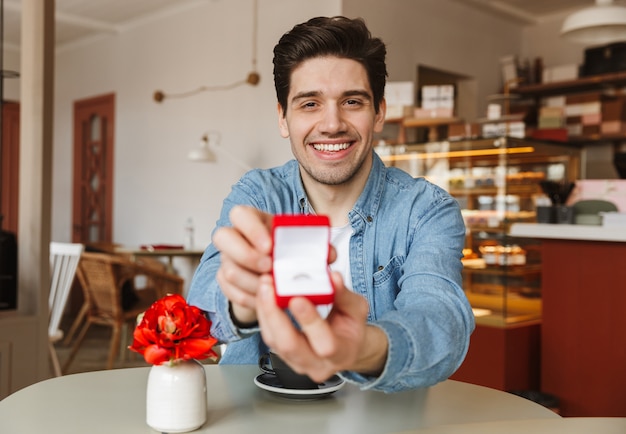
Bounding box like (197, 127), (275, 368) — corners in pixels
(273, 16), (387, 115)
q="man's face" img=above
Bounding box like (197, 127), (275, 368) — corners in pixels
(278, 56), (385, 187)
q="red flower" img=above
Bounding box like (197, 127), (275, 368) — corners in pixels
(128, 294), (218, 365)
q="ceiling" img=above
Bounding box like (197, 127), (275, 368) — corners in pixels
(1, 0), (211, 50)
(2, 0), (625, 50)
(451, 0), (617, 24)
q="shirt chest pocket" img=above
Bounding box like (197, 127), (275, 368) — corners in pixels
(370, 255), (403, 318)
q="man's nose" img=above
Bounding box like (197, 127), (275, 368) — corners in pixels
(318, 106), (347, 134)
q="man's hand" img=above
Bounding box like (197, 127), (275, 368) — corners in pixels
(256, 271), (388, 383)
(212, 206), (274, 325)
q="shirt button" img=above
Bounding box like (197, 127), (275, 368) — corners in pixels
(377, 265), (384, 271)
(367, 216), (373, 222)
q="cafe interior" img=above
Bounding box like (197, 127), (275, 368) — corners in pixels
(2, 0), (626, 432)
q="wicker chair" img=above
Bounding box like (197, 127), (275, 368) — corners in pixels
(63, 252), (184, 371)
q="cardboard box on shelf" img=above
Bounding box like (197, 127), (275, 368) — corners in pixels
(385, 81), (415, 120)
(538, 117), (564, 129)
(482, 121), (525, 138)
(565, 101), (601, 117)
(564, 93), (602, 127)
(566, 123), (583, 137)
(601, 120), (626, 135)
(530, 128), (568, 142)
(538, 106), (565, 129)
(602, 96), (626, 121)
(438, 85), (455, 109)
(582, 124), (601, 136)
(420, 85), (455, 111)
(542, 64), (578, 83)
(540, 106), (565, 117)
(542, 95), (566, 107)
(566, 115), (582, 125)
(581, 112), (601, 125)
(448, 122), (480, 139)
(487, 103), (502, 120)
(385, 105), (415, 120)
(413, 107), (454, 119)
(385, 81), (414, 105)
(421, 85), (440, 109)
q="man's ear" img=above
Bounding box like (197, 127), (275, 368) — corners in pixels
(277, 103), (289, 138)
(374, 98), (386, 133)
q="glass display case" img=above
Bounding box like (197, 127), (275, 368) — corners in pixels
(376, 136), (581, 327)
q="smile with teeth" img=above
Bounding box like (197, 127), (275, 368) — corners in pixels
(312, 142), (351, 152)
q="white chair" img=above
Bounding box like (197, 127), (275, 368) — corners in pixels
(48, 242), (84, 377)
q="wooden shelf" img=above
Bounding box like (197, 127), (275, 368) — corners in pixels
(449, 184), (540, 197)
(401, 116), (463, 128)
(513, 70), (626, 98)
(387, 116), (463, 143)
(463, 263), (542, 277)
(513, 72), (626, 148)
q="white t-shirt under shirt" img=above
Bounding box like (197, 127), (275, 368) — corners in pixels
(317, 223), (353, 318)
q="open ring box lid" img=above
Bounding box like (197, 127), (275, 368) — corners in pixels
(272, 214), (335, 308)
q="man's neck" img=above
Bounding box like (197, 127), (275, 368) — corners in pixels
(301, 163), (371, 227)
(307, 186), (357, 227)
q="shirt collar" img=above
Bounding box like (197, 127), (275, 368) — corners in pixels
(293, 151), (386, 223)
(350, 151), (385, 225)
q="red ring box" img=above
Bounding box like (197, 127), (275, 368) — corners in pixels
(271, 214), (335, 308)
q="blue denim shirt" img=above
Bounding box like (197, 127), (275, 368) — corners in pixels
(187, 152), (474, 392)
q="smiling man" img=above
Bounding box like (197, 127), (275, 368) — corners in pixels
(187, 16), (474, 392)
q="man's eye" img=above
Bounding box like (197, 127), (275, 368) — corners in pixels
(345, 99), (362, 106)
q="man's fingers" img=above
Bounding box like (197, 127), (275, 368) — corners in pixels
(328, 245), (337, 265)
(256, 276), (304, 350)
(229, 206), (273, 254)
(330, 272), (368, 319)
(215, 265), (257, 309)
(212, 227), (271, 274)
(289, 297), (335, 357)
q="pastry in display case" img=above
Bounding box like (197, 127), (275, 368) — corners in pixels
(376, 136), (581, 327)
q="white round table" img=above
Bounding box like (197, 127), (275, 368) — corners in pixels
(0, 365), (559, 433)
(403, 417), (626, 433)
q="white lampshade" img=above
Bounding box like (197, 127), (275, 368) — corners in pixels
(188, 134), (217, 162)
(561, 0), (626, 45)
(186, 131), (252, 171)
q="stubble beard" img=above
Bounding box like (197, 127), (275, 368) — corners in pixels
(300, 153), (367, 186)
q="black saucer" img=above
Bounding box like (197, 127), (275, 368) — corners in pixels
(254, 373), (345, 400)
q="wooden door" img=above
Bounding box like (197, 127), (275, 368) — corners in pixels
(72, 93), (115, 244)
(0, 101), (20, 235)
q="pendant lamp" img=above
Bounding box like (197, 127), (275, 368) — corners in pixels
(188, 131), (252, 171)
(188, 133), (217, 163)
(561, 0), (626, 45)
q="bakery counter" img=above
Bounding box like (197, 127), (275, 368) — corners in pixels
(509, 223), (626, 242)
(509, 222), (626, 417)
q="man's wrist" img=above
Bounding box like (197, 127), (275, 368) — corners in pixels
(229, 302), (259, 329)
(353, 325), (388, 376)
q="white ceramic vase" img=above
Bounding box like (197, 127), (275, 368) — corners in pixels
(146, 359), (207, 433)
